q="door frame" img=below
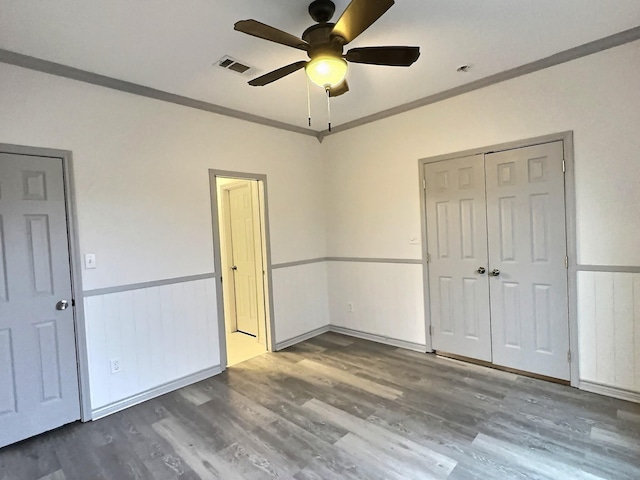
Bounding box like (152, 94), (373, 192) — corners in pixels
(418, 131), (579, 386)
(0, 142), (92, 421)
(208, 169), (276, 368)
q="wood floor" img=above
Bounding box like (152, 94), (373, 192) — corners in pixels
(1, 333), (639, 480)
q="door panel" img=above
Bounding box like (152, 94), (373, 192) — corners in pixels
(0, 329), (16, 415)
(26, 214), (55, 294)
(0, 153), (80, 448)
(35, 320), (62, 401)
(485, 142), (570, 380)
(425, 155), (492, 361)
(227, 183), (260, 336)
(0, 218), (7, 301)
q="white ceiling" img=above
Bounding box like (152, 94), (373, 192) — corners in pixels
(1, 1), (639, 130)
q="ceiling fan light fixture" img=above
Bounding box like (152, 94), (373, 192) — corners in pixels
(305, 55), (348, 88)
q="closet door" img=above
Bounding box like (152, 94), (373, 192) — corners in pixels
(485, 141), (570, 380)
(425, 155), (492, 361)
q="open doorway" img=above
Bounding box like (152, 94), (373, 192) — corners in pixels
(209, 170), (275, 367)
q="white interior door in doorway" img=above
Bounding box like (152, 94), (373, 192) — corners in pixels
(424, 154), (492, 361)
(0, 153), (80, 448)
(221, 181), (264, 338)
(485, 141), (570, 380)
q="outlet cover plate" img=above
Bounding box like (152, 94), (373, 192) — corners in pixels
(110, 358), (122, 374)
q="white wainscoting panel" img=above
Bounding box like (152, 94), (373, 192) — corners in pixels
(271, 262), (330, 345)
(327, 261), (426, 346)
(578, 271), (640, 393)
(84, 278), (220, 410)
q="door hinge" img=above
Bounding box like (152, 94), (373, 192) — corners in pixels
(567, 349), (572, 363)
(429, 325), (433, 336)
(423, 179), (426, 190)
(562, 160), (566, 173)
(426, 253), (431, 263)
(564, 256), (569, 269)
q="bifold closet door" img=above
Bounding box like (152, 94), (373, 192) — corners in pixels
(425, 154), (492, 361)
(485, 141), (570, 380)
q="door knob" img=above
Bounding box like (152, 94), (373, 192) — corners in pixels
(490, 269), (501, 277)
(56, 300), (69, 311)
(231, 266), (238, 271)
(476, 267), (486, 274)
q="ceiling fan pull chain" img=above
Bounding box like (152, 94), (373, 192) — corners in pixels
(306, 77), (312, 127)
(326, 87), (332, 132)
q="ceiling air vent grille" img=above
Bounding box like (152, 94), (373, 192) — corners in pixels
(216, 56), (255, 76)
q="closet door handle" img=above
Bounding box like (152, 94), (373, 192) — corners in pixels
(231, 266), (238, 271)
(490, 269), (500, 277)
(56, 300), (69, 311)
(476, 267), (486, 274)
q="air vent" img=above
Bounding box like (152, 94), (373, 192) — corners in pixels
(216, 56), (255, 76)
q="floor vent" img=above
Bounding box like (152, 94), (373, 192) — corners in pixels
(216, 56), (255, 76)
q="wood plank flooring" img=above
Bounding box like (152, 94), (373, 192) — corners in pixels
(1, 332), (639, 479)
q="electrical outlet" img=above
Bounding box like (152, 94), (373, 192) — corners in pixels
(110, 358), (122, 374)
(347, 302), (354, 313)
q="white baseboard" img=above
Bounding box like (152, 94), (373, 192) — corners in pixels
(329, 325), (429, 353)
(580, 380), (640, 404)
(275, 324), (429, 354)
(275, 325), (331, 350)
(91, 365), (224, 420)
(87, 336), (639, 421)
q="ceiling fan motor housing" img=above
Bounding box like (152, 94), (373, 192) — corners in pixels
(308, 0), (336, 23)
(303, 23), (344, 59)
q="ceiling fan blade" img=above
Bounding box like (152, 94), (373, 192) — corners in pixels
(345, 46), (420, 66)
(235, 20), (309, 51)
(331, 0), (395, 44)
(329, 80), (350, 97)
(248, 61), (308, 86)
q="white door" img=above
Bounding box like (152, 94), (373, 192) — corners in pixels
(425, 154), (492, 361)
(485, 141), (570, 380)
(0, 153), (80, 448)
(226, 183), (260, 337)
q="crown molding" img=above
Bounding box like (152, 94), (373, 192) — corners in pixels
(317, 25), (640, 141)
(2, 25), (639, 143)
(0, 48), (317, 138)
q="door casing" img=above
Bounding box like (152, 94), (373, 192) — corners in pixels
(0, 143), (91, 422)
(418, 131), (579, 386)
(208, 170), (276, 369)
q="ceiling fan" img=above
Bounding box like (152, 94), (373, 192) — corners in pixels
(234, 0), (421, 97)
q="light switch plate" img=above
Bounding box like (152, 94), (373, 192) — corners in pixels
(85, 253), (97, 269)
